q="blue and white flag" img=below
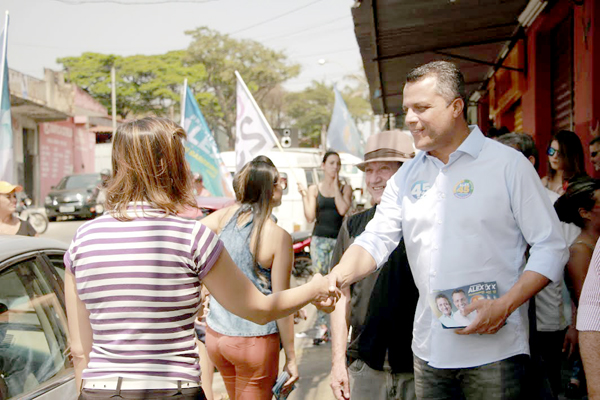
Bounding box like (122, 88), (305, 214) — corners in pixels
(182, 84), (233, 198)
(0, 12), (13, 182)
(235, 71), (277, 172)
(326, 87), (364, 158)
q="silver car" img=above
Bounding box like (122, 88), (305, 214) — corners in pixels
(0, 235), (76, 400)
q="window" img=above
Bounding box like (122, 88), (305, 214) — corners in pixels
(0, 257), (72, 399)
(45, 253), (66, 284)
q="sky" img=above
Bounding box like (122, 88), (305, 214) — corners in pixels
(2, 0), (364, 92)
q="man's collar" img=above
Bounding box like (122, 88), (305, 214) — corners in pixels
(456, 125), (486, 159)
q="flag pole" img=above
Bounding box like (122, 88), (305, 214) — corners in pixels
(234, 71), (298, 181)
(180, 78), (187, 126)
(0, 12), (9, 110)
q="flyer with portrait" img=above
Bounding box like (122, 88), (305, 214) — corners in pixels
(429, 281), (499, 329)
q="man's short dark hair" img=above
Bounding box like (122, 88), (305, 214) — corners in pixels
(590, 136), (600, 146)
(451, 289), (466, 297)
(406, 61), (466, 118)
(496, 132), (539, 170)
(435, 293), (450, 303)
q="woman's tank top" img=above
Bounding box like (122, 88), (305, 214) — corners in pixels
(312, 188), (344, 238)
(206, 206), (278, 336)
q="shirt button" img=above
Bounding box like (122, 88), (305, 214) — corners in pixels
(431, 270), (437, 277)
(437, 219), (442, 224)
(433, 245), (439, 250)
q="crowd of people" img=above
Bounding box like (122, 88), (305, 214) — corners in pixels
(2, 59), (600, 400)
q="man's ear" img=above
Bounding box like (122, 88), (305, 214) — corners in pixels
(452, 98), (465, 118)
(528, 156), (536, 166)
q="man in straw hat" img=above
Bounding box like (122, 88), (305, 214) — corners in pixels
(329, 130), (418, 400)
(319, 61), (568, 399)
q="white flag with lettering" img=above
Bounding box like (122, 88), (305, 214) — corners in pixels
(235, 71), (277, 172)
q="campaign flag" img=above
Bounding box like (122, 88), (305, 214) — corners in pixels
(235, 71), (277, 172)
(326, 87), (364, 158)
(0, 12), (13, 182)
(182, 84), (233, 197)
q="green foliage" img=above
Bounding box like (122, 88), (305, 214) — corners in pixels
(284, 81), (372, 147)
(184, 27), (300, 147)
(58, 51), (208, 118)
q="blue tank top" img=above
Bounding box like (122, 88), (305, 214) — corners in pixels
(206, 207), (278, 336)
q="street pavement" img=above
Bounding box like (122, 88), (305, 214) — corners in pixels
(43, 219), (337, 400)
(42, 219), (87, 244)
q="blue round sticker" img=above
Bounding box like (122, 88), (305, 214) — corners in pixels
(453, 180), (474, 199)
(411, 180), (431, 200)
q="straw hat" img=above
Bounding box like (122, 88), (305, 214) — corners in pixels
(0, 181), (23, 194)
(356, 130), (415, 171)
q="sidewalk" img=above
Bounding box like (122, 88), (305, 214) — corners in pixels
(210, 302), (335, 400)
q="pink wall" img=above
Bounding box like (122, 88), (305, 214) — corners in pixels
(73, 127), (96, 174)
(39, 121), (74, 199)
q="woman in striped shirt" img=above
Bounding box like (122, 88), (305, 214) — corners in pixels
(65, 117), (335, 400)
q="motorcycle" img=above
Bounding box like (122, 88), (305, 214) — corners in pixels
(17, 194), (49, 234)
(291, 230), (312, 279)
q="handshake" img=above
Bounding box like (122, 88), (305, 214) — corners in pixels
(308, 272), (343, 313)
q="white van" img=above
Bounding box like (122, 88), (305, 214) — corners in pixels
(219, 149), (364, 233)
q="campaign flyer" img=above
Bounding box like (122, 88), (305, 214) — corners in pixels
(430, 281), (499, 329)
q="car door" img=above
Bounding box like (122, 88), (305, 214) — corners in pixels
(0, 251), (76, 400)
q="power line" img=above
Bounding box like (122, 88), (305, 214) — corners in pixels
(258, 15), (349, 42)
(50, 0), (217, 4)
(229, 0), (324, 35)
(291, 47), (358, 60)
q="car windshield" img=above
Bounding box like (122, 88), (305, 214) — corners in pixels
(55, 174), (100, 190)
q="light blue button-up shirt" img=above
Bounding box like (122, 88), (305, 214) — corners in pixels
(352, 126), (568, 368)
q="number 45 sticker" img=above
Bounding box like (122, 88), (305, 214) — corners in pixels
(411, 181), (431, 200)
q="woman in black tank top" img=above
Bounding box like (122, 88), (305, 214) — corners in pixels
(298, 151), (352, 341)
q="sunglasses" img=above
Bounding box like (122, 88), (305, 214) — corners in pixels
(592, 151), (599, 158)
(547, 147), (559, 157)
(274, 177), (287, 190)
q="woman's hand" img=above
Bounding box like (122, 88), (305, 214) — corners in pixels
(297, 183), (308, 197)
(282, 357), (299, 396)
(310, 273), (340, 307)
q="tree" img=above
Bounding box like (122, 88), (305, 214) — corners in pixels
(284, 81), (372, 147)
(58, 51), (208, 119)
(184, 27), (300, 148)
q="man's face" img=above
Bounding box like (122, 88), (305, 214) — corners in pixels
(436, 297), (452, 317)
(403, 76), (461, 156)
(590, 143), (600, 172)
(453, 292), (468, 312)
(364, 161), (401, 205)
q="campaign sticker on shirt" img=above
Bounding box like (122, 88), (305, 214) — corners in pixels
(410, 180), (431, 200)
(453, 179), (474, 199)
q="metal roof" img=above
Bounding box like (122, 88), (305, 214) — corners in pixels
(352, 0), (530, 115)
(0, 235), (68, 262)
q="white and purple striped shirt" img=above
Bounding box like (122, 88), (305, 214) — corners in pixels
(64, 204), (224, 382)
(577, 238), (600, 332)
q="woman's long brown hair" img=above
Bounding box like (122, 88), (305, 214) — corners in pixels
(232, 156), (278, 279)
(105, 117), (197, 220)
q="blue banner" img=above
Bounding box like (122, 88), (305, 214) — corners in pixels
(0, 14), (13, 182)
(326, 87), (364, 158)
(182, 85), (233, 197)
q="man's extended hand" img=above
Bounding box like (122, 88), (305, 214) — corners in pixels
(313, 272), (342, 313)
(455, 298), (510, 335)
(330, 361), (350, 400)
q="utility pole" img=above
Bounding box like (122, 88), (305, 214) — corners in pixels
(111, 65), (117, 136)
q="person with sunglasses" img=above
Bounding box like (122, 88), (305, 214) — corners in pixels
(201, 155), (298, 400)
(542, 130), (587, 194)
(0, 182), (37, 237)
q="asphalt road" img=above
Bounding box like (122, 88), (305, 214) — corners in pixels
(41, 218), (87, 244)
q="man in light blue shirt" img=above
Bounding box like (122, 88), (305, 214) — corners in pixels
(320, 61), (568, 399)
